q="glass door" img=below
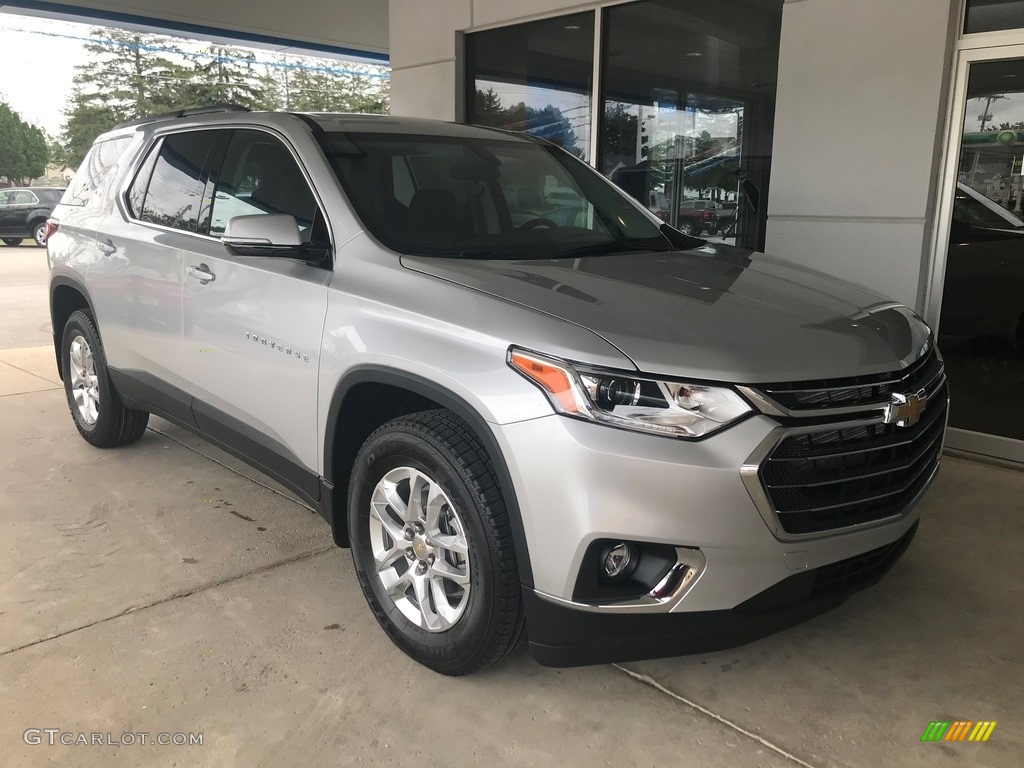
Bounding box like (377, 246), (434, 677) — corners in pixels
(936, 52), (1024, 459)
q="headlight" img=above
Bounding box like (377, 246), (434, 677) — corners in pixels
(508, 347), (752, 439)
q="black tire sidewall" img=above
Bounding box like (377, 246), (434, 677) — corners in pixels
(349, 429), (498, 665)
(33, 222), (47, 246)
(61, 311), (119, 444)
(2, 238), (22, 246)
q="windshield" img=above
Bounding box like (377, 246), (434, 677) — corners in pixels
(321, 132), (693, 258)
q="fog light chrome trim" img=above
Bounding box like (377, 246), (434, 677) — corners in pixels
(536, 548), (706, 614)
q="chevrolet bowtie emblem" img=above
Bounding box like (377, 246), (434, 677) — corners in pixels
(884, 390), (929, 427)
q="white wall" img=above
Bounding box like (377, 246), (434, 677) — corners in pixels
(3, 0), (389, 56)
(765, 0), (958, 310)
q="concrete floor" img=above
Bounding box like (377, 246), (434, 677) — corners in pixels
(1, 248), (1021, 767)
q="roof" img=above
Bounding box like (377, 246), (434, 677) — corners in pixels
(100, 106), (535, 144)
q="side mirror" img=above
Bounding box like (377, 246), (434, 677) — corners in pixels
(222, 214), (302, 256)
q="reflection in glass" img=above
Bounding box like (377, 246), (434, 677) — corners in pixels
(141, 132), (214, 232)
(939, 58), (1024, 441)
(598, 0), (781, 251)
(965, 0), (1024, 34)
(465, 13), (594, 159)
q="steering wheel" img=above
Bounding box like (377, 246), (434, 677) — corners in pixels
(518, 217), (558, 231)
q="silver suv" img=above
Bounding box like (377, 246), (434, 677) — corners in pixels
(48, 108), (947, 675)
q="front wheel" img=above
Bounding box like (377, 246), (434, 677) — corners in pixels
(348, 410), (525, 675)
(61, 310), (149, 447)
(678, 222), (695, 236)
(2, 238), (23, 247)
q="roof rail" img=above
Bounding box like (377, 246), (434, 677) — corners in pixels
(113, 104), (252, 130)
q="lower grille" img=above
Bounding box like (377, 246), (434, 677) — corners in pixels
(759, 382), (947, 536)
(811, 522), (918, 600)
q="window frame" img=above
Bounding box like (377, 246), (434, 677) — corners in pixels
(118, 124), (334, 267)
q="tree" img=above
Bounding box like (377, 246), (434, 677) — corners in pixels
(0, 100), (49, 184)
(173, 47), (275, 110)
(274, 57), (389, 113)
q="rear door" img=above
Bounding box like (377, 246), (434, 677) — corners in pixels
(91, 130), (218, 410)
(181, 128), (331, 499)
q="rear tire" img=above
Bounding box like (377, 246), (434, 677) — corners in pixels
(348, 409), (525, 675)
(61, 310), (149, 448)
(2, 238), (23, 246)
(32, 221), (47, 247)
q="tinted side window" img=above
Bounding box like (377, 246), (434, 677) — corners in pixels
(62, 137), (132, 207)
(140, 131), (216, 233)
(209, 130), (320, 243)
(13, 191), (39, 204)
(126, 140), (162, 219)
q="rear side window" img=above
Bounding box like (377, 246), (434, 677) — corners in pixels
(134, 131), (216, 233)
(62, 137), (132, 207)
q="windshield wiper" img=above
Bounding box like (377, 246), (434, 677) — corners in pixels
(550, 240), (672, 259)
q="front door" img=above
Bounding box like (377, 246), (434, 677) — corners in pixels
(937, 55), (1024, 456)
(182, 128), (331, 501)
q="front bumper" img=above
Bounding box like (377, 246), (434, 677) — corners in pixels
(491, 413), (932, 661)
(525, 521), (918, 666)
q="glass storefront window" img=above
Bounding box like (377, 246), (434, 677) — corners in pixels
(939, 57), (1024, 441)
(965, 0), (1024, 34)
(598, 0), (782, 251)
(465, 13), (594, 160)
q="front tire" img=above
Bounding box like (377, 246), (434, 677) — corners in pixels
(2, 238), (23, 246)
(61, 310), (149, 447)
(348, 410), (525, 675)
(678, 222), (695, 236)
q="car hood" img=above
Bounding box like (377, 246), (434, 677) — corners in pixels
(401, 244), (933, 383)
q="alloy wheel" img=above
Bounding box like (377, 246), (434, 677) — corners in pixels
(368, 466), (471, 632)
(69, 335), (99, 425)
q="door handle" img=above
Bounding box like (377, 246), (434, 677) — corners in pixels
(97, 239), (117, 256)
(187, 264), (216, 284)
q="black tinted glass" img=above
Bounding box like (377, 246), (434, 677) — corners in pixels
(465, 13), (594, 159)
(140, 131), (215, 232)
(210, 130), (321, 243)
(126, 141), (161, 219)
(965, 0), (1024, 33)
(323, 132), (672, 259)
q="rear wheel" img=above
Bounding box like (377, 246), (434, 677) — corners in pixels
(2, 238), (23, 247)
(61, 310), (149, 447)
(32, 221), (47, 247)
(348, 410), (525, 675)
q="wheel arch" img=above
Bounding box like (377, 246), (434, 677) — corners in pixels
(50, 277), (97, 382)
(324, 366), (534, 588)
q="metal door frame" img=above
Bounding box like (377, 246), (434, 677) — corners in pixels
(926, 5), (1024, 462)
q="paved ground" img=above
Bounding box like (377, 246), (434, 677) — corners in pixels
(1, 256), (1021, 767)
(0, 246), (51, 350)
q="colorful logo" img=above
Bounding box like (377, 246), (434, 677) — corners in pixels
(921, 721), (996, 742)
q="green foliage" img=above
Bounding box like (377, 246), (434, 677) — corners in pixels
(58, 28), (391, 170)
(0, 100), (49, 184)
(472, 89), (581, 157)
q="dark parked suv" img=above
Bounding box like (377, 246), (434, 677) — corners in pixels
(1, 187), (64, 247)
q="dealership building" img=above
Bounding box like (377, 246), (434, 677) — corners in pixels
(5, 0), (1024, 464)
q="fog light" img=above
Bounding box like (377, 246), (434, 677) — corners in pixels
(602, 542), (633, 580)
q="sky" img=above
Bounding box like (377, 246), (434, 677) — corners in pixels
(0, 15), (92, 135)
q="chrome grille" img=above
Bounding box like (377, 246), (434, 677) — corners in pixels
(742, 349), (943, 417)
(743, 356), (948, 538)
